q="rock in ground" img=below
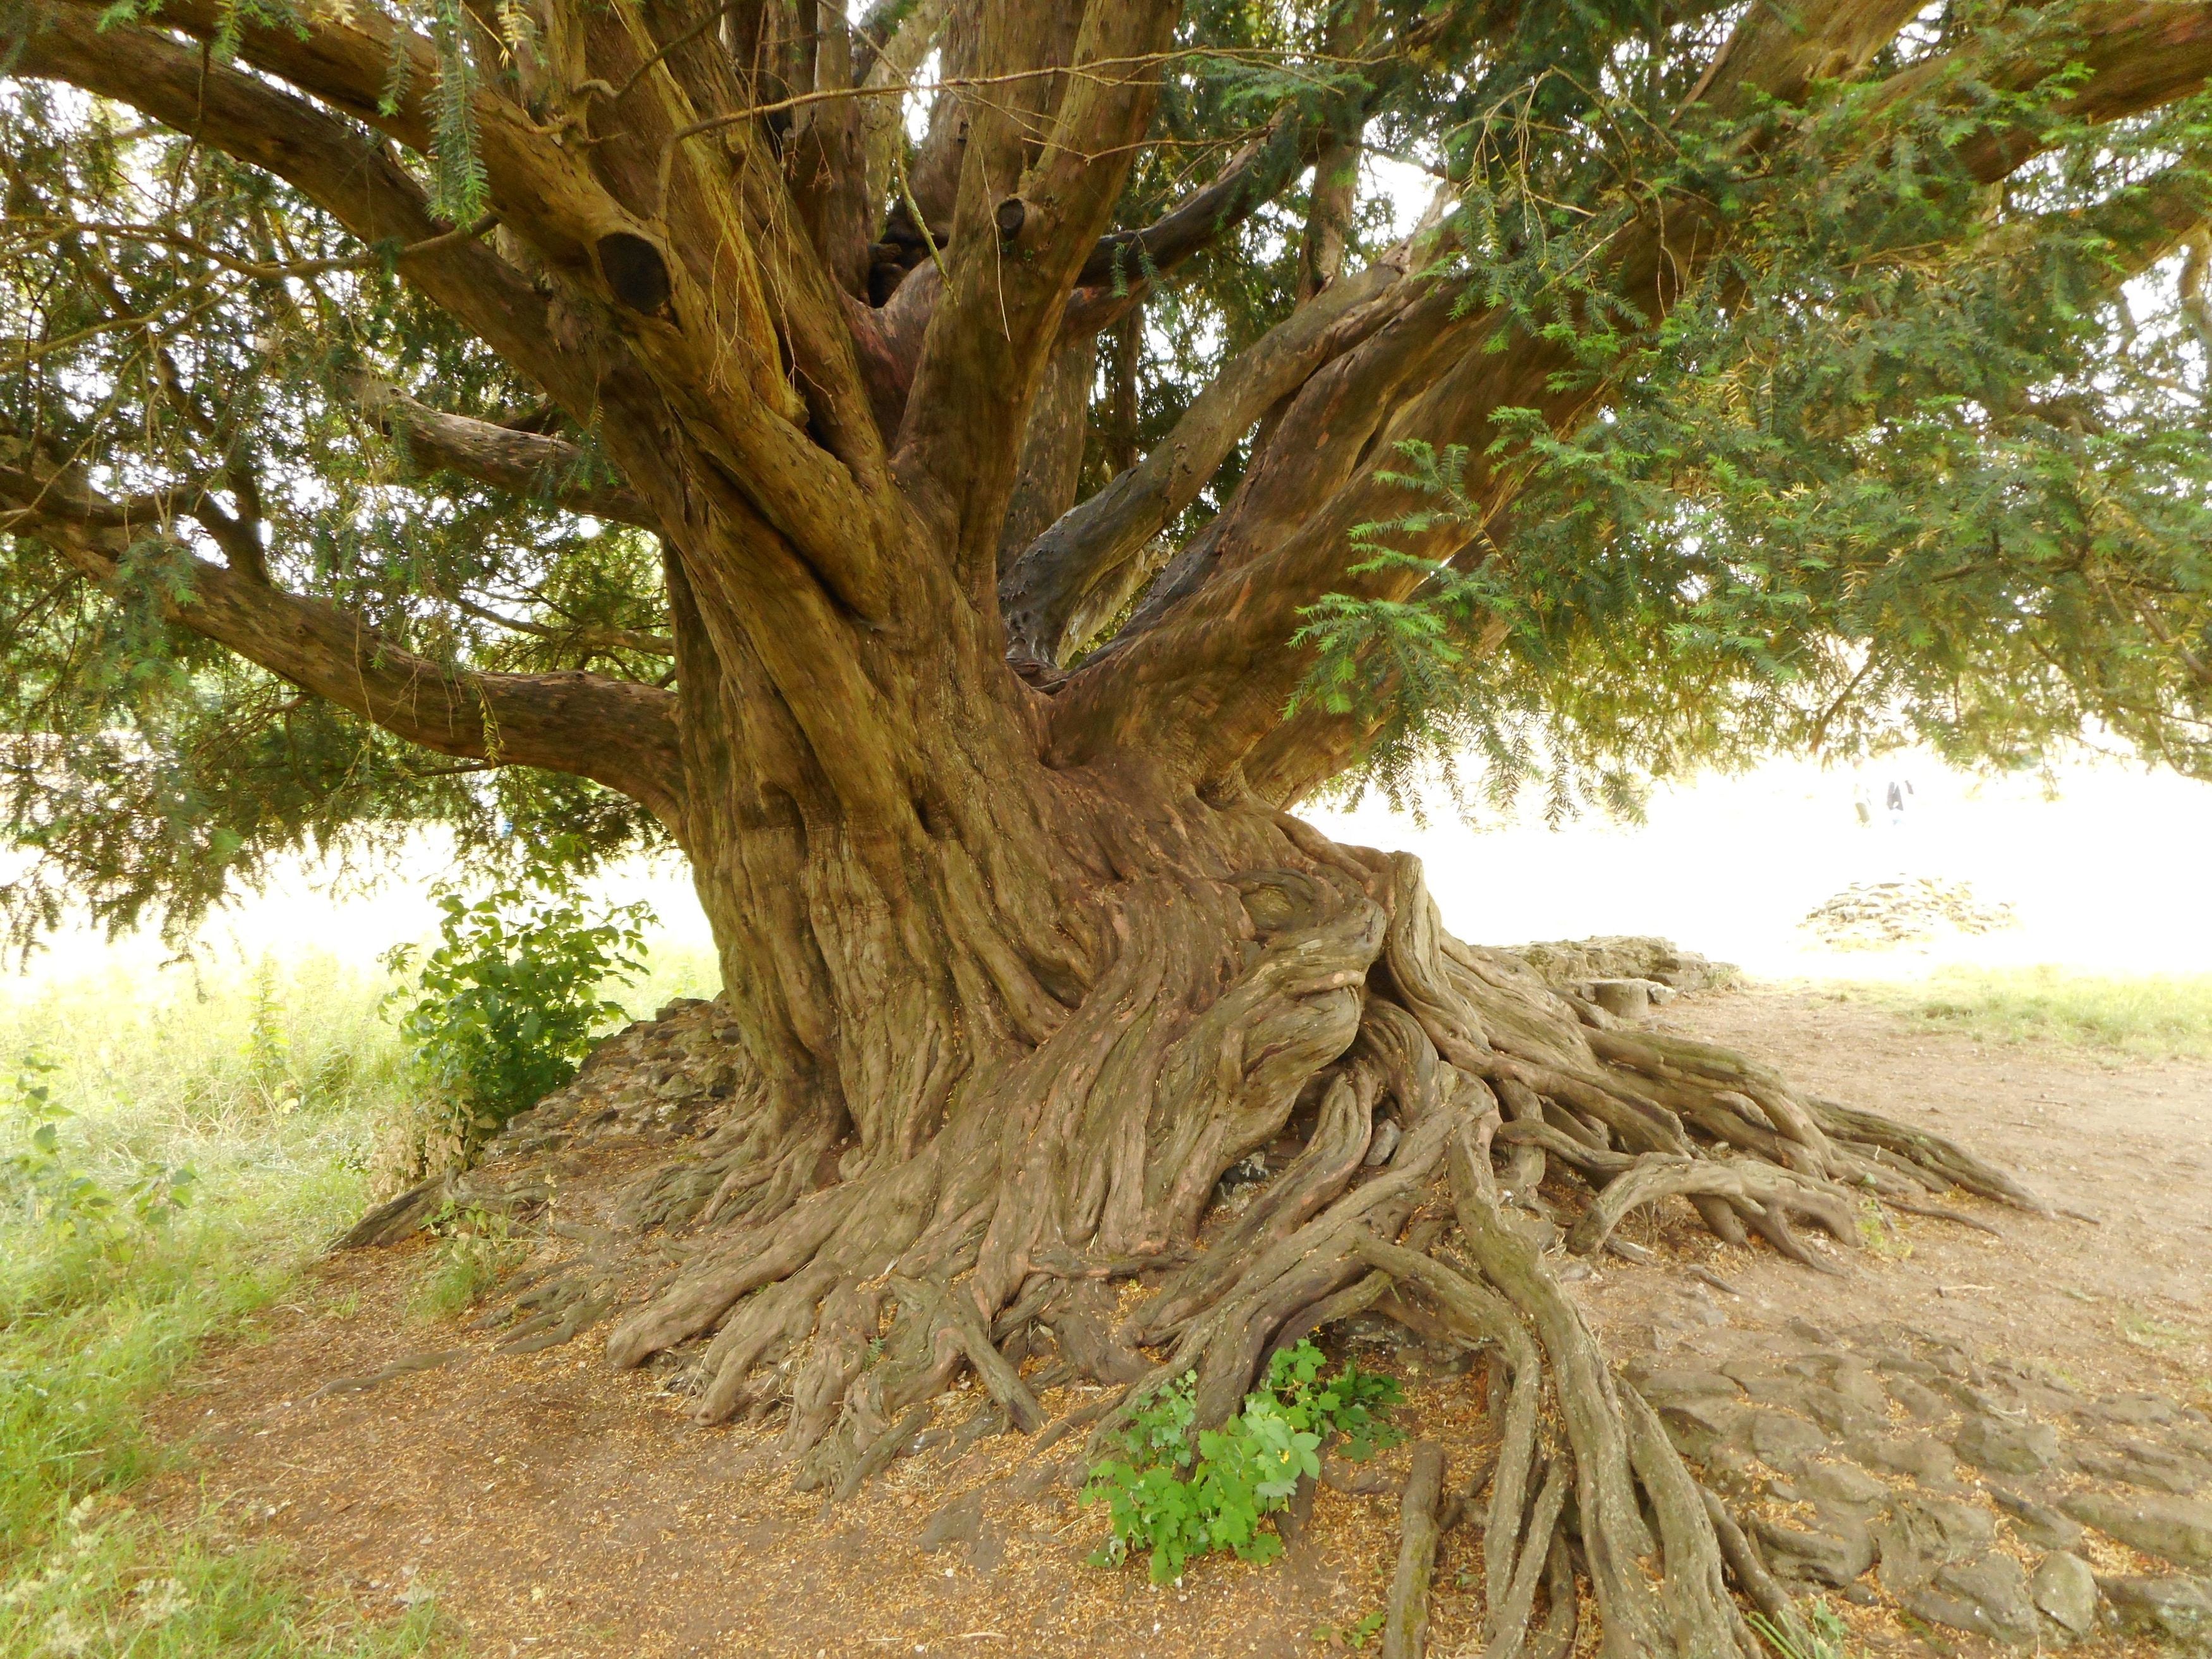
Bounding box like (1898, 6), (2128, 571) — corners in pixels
(2030, 1551), (2099, 1637)
(1753, 1507), (1877, 1587)
(2063, 1490), (2212, 1571)
(2099, 1574), (2212, 1648)
(1900, 1553), (2041, 1646)
(1954, 1413), (2063, 1478)
(1875, 1495), (1998, 1593)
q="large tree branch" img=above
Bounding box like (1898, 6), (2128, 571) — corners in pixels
(350, 379), (658, 529)
(90, 0), (908, 621)
(1691, 0), (1930, 114)
(1048, 0), (2212, 787)
(9, 5), (588, 413)
(1067, 0), (1470, 316)
(895, 0), (1181, 588)
(0, 446), (685, 822)
(999, 255), (1409, 665)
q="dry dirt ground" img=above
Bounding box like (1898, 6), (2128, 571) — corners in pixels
(143, 988), (2212, 1659)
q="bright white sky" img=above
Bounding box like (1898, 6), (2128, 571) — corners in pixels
(9, 749), (2209, 1002)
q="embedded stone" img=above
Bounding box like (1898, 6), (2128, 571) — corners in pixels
(1954, 1413), (2063, 1478)
(2099, 1574), (2212, 1645)
(1798, 1383), (1883, 1437)
(1887, 1377), (1952, 1422)
(1751, 1507), (1876, 1587)
(2062, 1491), (2212, 1571)
(918, 1489), (985, 1552)
(1750, 1409), (1831, 1470)
(1846, 1432), (1962, 1490)
(1901, 1553), (2041, 1646)
(2072, 1438), (2207, 1497)
(1875, 1351), (1942, 1382)
(1656, 1397), (1753, 1462)
(1990, 1485), (2085, 1551)
(1797, 1460), (1890, 1515)
(1827, 1361), (1890, 1417)
(1633, 1368), (1742, 1406)
(2081, 1393), (2180, 1428)
(1874, 1495), (1998, 1592)
(2030, 1551), (2098, 1636)
(1721, 1359), (1795, 1399)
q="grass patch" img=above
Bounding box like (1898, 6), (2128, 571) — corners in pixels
(409, 1215), (526, 1322)
(0, 938), (714, 1656)
(0, 953), (449, 1657)
(1852, 966), (2212, 1059)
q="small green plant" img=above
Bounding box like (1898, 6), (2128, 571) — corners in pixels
(1313, 1610), (1387, 1648)
(1082, 1339), (1403, 1584)
(2, 1052), (195, 1243)
(1856, 1197), (1911, 1260)
(411, 1206), (526, 1320)
(1749, 1598), (1860, 1659)
(382, 853), (651, 1164)
(243, 956), (301, 1115)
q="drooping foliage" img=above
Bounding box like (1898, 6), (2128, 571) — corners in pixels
(1289, 6), (2212, 815)
(0, 0), (2207, 939)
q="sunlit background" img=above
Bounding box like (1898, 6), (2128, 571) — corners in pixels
(10, 747), (2209, 1000)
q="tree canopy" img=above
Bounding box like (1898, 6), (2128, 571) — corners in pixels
(1, 0), (2209, 944)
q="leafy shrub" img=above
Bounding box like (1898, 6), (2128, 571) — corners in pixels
(382, 859), (650, 1167)
(1, 1052), (195, 1245)
(1083, 1340), (1403, 1584)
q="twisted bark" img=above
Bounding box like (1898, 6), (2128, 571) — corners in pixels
(374, 797), (2042, 1655)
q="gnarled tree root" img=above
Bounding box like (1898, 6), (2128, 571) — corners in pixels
(356, 837), (2051, 1654)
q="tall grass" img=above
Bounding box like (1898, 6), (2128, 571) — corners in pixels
(1861, 966), (2212, 1059)
(0, 937), (717, 1658)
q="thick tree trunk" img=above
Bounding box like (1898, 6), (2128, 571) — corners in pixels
(348, 675), (2046, 1651)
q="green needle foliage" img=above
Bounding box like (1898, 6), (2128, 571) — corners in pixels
(1295, 17), (2212, 818)
(1, 0), (2209, 938)
(1082, 1340), (1403, 1584)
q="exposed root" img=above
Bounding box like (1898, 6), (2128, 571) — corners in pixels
(355, 833), (2057, 1653)
(312, 1348), (471, 1399)
(1383, 1440), (1447, 1659)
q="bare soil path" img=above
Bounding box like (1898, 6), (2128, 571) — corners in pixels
(145, 988), (2212, 1658)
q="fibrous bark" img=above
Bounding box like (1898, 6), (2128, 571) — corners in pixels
(5, 1), (2185, 1648)
(364, 803), (2046, 1656)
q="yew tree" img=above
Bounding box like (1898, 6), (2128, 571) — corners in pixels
(6, 0), (2212, 1648)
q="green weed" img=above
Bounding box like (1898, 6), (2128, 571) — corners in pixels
(1313, 1610), (1387, 1648)
(1748, 1598), (1861, 1659)
(1083, 1340), (1403, 1584)
(409, 1210), (526, 1322)
(1854, 967), (2212, 1059)
(1855, 1198), (1911, 1260)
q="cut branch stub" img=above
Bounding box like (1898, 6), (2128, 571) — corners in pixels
(597, 232), (674, 318)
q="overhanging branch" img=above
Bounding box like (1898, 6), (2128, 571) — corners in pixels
(1047, 0), (2212, 790)
(0, 447), (686, 822)
(351, 378), (659, 530)
(1000, 257), (1409, 665)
